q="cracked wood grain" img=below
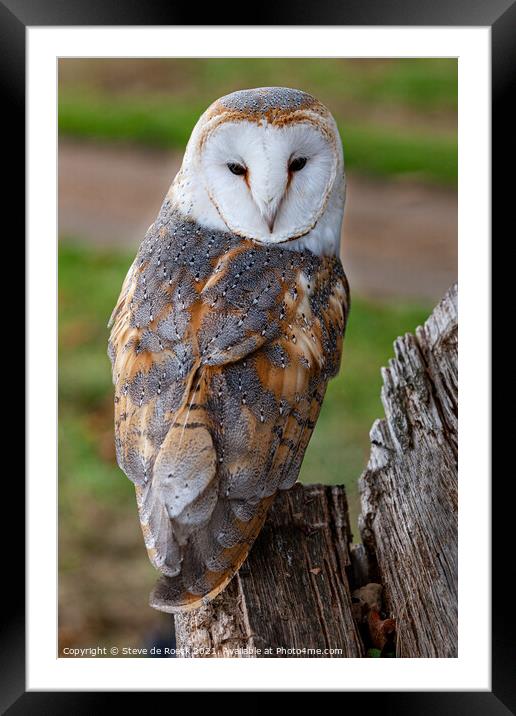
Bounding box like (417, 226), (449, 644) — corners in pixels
(359, 283), (458, 657)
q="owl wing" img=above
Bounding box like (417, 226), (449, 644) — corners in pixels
(108, 208), (349, 611)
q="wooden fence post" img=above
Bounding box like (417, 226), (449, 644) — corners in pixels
(359, 283), (458, 657)
(150, 284), (458, 658)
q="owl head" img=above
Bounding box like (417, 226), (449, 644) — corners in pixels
(168, 87), (345, 256)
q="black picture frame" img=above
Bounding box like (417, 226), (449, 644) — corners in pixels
(9, 0), (509, 710)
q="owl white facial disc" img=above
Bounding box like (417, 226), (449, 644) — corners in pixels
(169, 86), (346, 256)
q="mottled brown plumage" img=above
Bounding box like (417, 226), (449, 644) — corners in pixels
(108, 202), (349, 610)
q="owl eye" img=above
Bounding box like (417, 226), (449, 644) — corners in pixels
(289, 156), (307, 172)
(227, 162), (246, 176)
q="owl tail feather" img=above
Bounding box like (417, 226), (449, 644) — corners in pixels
(148, 494), (274, 613)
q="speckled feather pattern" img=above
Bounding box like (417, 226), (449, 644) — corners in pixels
(219, 87), (316, 113)
(108, 201), (349, 610)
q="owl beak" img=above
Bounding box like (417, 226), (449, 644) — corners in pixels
(261, 199), (279, 233)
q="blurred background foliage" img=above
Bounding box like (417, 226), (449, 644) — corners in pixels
(58, 58), (456, 653)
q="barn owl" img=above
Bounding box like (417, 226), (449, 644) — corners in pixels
(108, 87), (349, 611)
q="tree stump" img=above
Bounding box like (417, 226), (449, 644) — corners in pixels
(151, 284), (458, 658)
(359, 283), (458, 657)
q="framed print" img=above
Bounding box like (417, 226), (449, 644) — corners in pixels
(8, 0), (509, 708)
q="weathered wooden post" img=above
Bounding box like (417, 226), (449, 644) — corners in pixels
(359, 283), (458, 657)
(151, 284), (458, 658)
